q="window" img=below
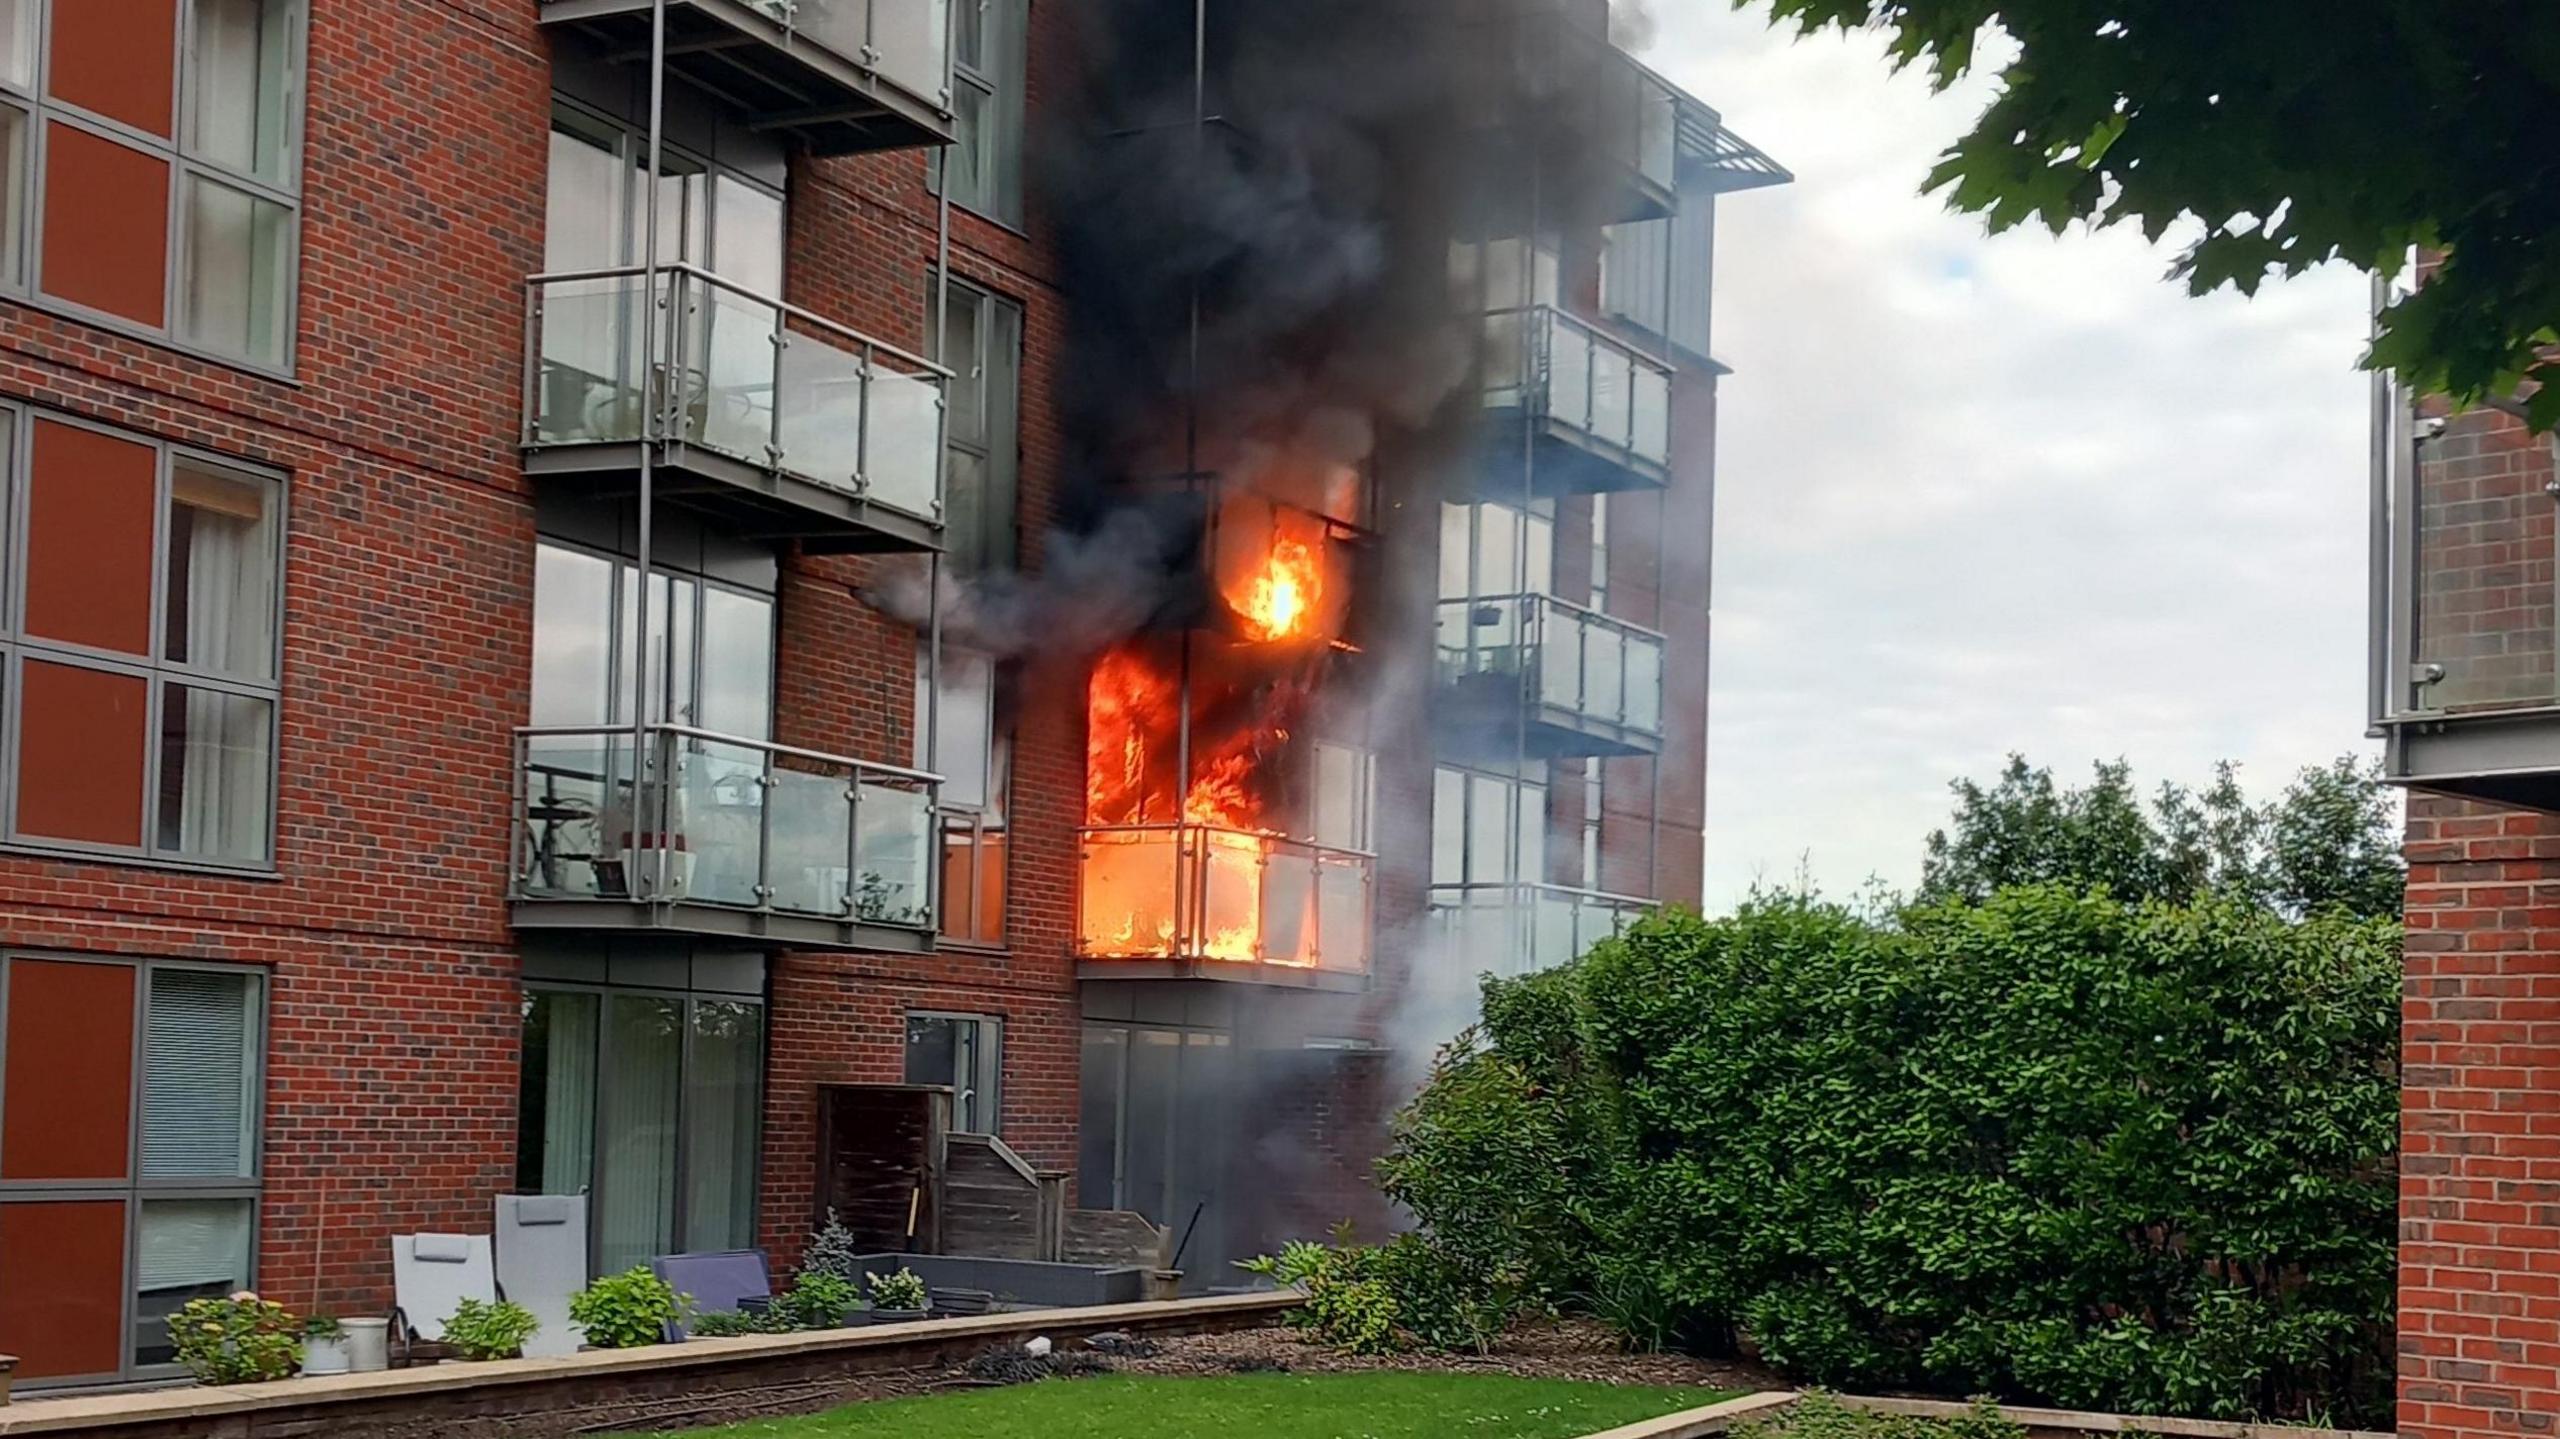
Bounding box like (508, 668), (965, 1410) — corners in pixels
(527, 538), (776, 736)
(905, 1012), (1002, 1134)
(1578, 758), (1602, 888)
(1, 408), (284, 869)
(927, 277), (1023, 575)
(543, 106), (785, 284)
(933, 0), (1026, 226)
(917, 645), (1008, 944)
(1432, 761), (1547, 887)
(1588, 498), (1609, 611)
(0, 954), (265, 1386)
(1439, 500), (1555, 601)
(516, 955), (766, 1275)
(2, 0), (305, 367)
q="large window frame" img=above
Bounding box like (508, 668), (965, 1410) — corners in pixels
(0, 951), (269, 1389)
(528, 533), (779, 739)
(930, 0), (1026, 228)
(903, 1010), (1002, 1136)
(0, 402), (288, 875)
(3, 0), (309, 375)
(1432, 759), (1548, 888)
(917, 644), (1009, 947)
(927, 274), (1023, 577)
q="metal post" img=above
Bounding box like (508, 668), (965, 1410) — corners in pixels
(632, 0), (669, 900)
(2366, 273), (2391, 730)
(926, 120), (952, 932)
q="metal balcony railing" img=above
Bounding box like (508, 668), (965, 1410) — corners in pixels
(513, 723), (939, 935)
(1429, 881), (1650, 977)
(734, 0), (950, 107)
(1077, 823), (1373, 976)
(1437, 591), (1667, 746)
(523, 262), (949, 531)
(1484, 305), (1674, 479)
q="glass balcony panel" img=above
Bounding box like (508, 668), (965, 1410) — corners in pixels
(664, 735), (767, 906)
(862, 366), (943, 520)
(1584, 618), (1624, 724)
(683, 283), (780, 463)
(1589, 343), (1633, 452)
(1633, 365), (1670, 465)
(519, 733), (634, 899)
(854, 779), (933, 927)
(774, 323), (867, 491)
(533, 274), (650, 447)
(2413, 440), (2559, 712)
(1538, 607), (1585, 713)
(1260, 843), (1317, 967)
(1636, 76), (1677, 191)
(1545, 315), (1593, 433)
(1530, 887), (1577, 973)
(767, 762), (854, 917)
(1316, 855), (1369, 972)
(1194, 829), (1264, 963)
(1079, 828), (1179, 957)
(862, 0), (952, 106)
(1623, 628), (1661, 735)
(1483, 310), (1531, 409)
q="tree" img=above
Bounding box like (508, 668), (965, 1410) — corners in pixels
(1918, 753), (2402, 919)
(1746, 1), (2560, 426)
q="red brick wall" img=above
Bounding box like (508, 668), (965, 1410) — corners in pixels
(2401, 792), (2560, 1437)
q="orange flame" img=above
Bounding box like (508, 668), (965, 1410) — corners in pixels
(1229, 536), (1322, 643)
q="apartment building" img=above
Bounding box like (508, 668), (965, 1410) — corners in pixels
(0, 0), (1773, 1387)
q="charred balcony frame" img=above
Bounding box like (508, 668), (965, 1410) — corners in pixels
(539, 0), (957, 155)
(512, 723), (942, 953)
(2368, 275), (2560, 809)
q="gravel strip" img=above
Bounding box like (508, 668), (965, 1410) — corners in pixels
(1116, 1319), (1783, 1393)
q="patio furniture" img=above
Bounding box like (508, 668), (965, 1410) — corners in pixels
(495, 1195), (588, 1358)
(651, 1249), (771, 1340)
(390, 1233), (497, 1344)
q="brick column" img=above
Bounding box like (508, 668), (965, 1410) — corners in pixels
(2402, 793), (2560, 1437)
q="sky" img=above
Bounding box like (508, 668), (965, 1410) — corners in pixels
(1628, 9), (2381, 910)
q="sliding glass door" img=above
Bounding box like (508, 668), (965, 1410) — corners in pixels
(517, 985), (764, 1274)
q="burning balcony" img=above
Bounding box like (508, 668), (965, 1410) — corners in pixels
(540, 0), (954, 155)
(524, 262), (948, 554)
(2371, 379), (2560, 808)
(1436, 592), (1665, 760)
(1429, 881), (1649, 978)
(512, 723), (940, 953)
(1079, 825), (1372, 989)
(1476, 305), (1675, 498)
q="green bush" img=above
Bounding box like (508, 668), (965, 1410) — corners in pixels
(168, 1291), (303, 1385)
(778, 1269), (865, 1330)
(569, 1266), (690, 1349)
(865, 1267), (930, 1312)
(689, 1307), (795, 1338)
(1240, 1230), (1402, 1355)
(442, 1297), (540, 1361)
(1393, 890), (2399, 1426)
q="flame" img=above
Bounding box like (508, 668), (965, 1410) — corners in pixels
(1081, 517), (1337, 968)
(1229, 536), (1322, 643)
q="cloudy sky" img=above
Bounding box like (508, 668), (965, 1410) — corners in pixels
(1630, 10), (2380, 909)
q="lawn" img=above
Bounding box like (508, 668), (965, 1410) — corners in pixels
(630, 1371), (1736, 1439)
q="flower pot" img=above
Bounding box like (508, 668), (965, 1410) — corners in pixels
(301, 1336), (351, 1377)
(340, 1318), (390, 1374)
(869, 1308), (926, 1326)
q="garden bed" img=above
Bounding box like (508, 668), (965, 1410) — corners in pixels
(1117, 1319), (1780, 1393)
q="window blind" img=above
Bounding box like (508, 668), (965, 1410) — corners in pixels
(142, 969), (259, 1179)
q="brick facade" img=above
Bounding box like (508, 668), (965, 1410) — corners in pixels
(0, 0), (1728, 1382)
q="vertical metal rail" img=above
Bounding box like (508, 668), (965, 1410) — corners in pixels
(926, 67), (955, 936)
(2366, 274), (2392, 731)
(633, 0), (669, 901)
(1170, 0), (1209, 952)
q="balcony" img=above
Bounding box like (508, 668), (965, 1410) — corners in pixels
(2372, 386), (2560, 807)
(1436, 592), (1666, 760)
(1075, 825), (1372, 991)
(1453, 12), (1677, 230)
(1474, 306), (1674, 499)
(540, 0), (953, 155)
(1430, 882), (1650, 978)
(524, 263), (948, 554)
(512, 724), (940, 953)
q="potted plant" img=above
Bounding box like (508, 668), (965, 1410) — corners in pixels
(441, 1298), (540, 1361)
(300, 1315), (350, 1376)
(568, 1266), (691, 1349)
(169, 1291), (304, 1386)
(777, 1270), (864, 1330)
(863, 1267), (929, 1324)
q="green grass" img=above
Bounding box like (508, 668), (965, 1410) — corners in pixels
(632, 1371), (1736, 1439)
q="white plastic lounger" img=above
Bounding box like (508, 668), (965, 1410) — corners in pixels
(391, 1232), (496, 1342)
(495, 1195), (588, 1358)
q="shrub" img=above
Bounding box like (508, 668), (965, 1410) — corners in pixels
(803, 1209), (862, 1283)
(442, 1297), (540, 1361)
(865, 1267), (929, 1312)
(301, 1315), (342, 1341)
(169, 1291), (303, 1385)
(1240, 1231), (1400, 1356)
(569, 1267), (690, 1349)
(1391, 891), (2400, 1426)
(1737, 1393), (2024, 1439)
(690, 1308), (794, 1338)
(777, 1269), (864, 1330)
